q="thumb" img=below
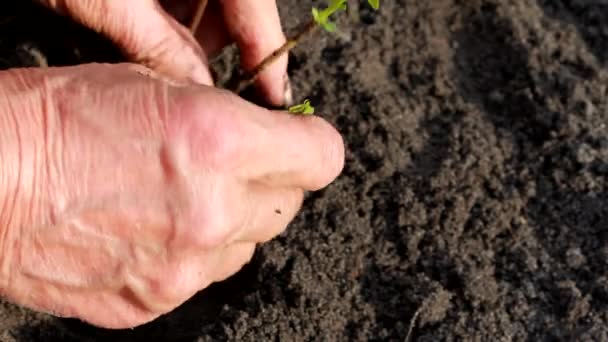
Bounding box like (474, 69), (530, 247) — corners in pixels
(46, 0), (213, 85)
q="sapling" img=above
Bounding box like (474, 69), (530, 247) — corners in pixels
(189, 0), (380, 113)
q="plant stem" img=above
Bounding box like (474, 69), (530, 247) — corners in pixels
(189, 0), (208, 33)
(232, 20), (318, 94)
(405, 305), (422, 342)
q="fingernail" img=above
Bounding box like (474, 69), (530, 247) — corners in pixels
(283, 74), (293, 107)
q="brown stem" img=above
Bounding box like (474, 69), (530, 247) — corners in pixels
(232, 20), (318, 94)
(189, 0), (208, 33)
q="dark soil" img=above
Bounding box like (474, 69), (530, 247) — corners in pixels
(1, 0), (608, 341)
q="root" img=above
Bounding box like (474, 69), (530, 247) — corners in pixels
(405, 305), (423, 342)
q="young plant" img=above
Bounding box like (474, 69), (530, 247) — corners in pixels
(288, 99), (315, 115)
(312, 0), (347, 33)
(190, 0), (380, 112)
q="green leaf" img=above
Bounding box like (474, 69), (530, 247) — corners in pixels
(368, 0), (380, 10)
(312, 7), (322, 24)
(323, 22), (337, 32)
(312, 0), (347, 33)
(288, 99), (315, 115)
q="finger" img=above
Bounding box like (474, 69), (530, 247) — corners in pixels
(221, 0), (289, 106)
(158, 0), (197, 23)
(233, 183), (304, 244)
(194, 0), (231, 58)
(132, 1), (215, 85)
(155, 242), (255, 299)
(160, 0), (230, 58)
(209, 242), (257, 283)
(121, 241), (256, 321)
(51, 0), (214, 85)
(240, 110), (345, 190)
(172, 87), (345, 190)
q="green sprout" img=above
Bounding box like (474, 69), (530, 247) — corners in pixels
(288, 99), (315, 115)
(368, 0), (380, 10)
(312, 0), (380, 33)
(312, 0), (347, 33)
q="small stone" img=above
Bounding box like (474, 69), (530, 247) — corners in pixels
(584, 99), (595, 117)
(523, 280), (538, 299)
(566, 247), (586, 268)
(489, 90), (504, 103)
(419, 289), (453, 327)
(594, 162), (608, 174)
(575, 143), (595, 164)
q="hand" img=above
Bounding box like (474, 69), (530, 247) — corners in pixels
(41, 0), (290, 106)
(0, 63), (344, 329)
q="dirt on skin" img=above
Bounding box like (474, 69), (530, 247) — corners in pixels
(1, 0), (608, 341)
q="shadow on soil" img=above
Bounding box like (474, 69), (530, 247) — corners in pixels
(0, 1), (122, 70)
(537, 0), (608, 65)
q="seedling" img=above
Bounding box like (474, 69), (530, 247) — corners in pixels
(189, 0), (380, 113)
(312, 0), (347, 33)
(288, 99), (315, 115)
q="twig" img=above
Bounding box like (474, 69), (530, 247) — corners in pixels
(189, 0), (208, 33)
(232, 20), (319, 94)
(405, 305), (422, 342)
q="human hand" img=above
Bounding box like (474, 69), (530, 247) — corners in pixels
(40, 0), (290, 106)
(0, 63), (343, 329)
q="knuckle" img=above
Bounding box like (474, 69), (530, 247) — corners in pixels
(194, 211), (231, 249)
(153, 259), (203, 301)
(146, 40), (202, 79)
(169, 95), (244, 173)
(200, 114), (243, 171)
(124, 260), (200, 315)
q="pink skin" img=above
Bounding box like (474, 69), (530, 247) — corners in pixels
(41, 0), (290, 105)
(0, 63), (343, 329)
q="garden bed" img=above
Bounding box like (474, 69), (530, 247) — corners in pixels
(1, 0), (607, 340)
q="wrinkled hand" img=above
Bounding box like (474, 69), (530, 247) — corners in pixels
(0, 64), (343, 329)
(41, 0), (289, 105)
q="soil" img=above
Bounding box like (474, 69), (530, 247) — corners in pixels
(1, 0), (608, 341)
